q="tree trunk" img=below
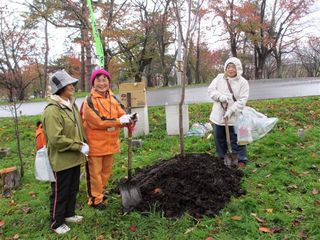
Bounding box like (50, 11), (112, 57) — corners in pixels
(82, 0), (92, 91)
(80, 27), (86, 91)
(230, 35), (237, 57)
(195, 17), (201, 84)
(42, 16), (49, 98)
(229, 1), (237, 57)
(85, 37), (92, 91)
(12, 103), (24, 178)
(275, 54), (282, 78)
(160, 50), (168, 86)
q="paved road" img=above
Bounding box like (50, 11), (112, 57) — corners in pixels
(1, 78), (319, 117)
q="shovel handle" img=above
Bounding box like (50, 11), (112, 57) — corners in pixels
(128, 126), (133, 180)
(224, 117), (233, 153)
(126, 92), (133, 180)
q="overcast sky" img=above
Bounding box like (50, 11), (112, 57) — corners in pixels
(3, 0), (320, 63)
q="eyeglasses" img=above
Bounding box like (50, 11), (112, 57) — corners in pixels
(227, 65), (236, 70)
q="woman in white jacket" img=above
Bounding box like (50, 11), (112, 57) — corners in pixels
(208, 57), (249, 167)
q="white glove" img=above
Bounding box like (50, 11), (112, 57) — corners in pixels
(219, 94), (231, 103)
(119, 114), (131, 124)
(223, 109), (233, 120)
(130, 113), (139, 122)
(80, 143), (89, 156)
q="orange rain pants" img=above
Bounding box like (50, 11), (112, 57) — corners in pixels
(85, 154), (113, 206)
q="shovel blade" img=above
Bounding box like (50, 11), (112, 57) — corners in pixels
(224, 153), (239, 168)
(119, 183), (142, 212)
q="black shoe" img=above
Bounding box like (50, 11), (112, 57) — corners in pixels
(92, 202), (106, 210)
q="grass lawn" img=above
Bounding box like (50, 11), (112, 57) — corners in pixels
(0, 97), (319, 239)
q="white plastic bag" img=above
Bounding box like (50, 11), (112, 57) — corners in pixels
(34, 147), (55, 182)
(235, 107), (278, 145)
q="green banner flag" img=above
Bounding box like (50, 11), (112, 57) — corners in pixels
(86, 0), (105, 67)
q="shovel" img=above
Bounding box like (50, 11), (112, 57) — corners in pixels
(119, 93), (142, 212)
(224, 117), (239, 168)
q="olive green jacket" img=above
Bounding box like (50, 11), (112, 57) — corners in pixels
(42, 96), (87, 172)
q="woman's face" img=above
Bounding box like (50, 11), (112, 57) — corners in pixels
(60, 84), (75, 99)
(93, 75), (109, 93)
(226, 63), (237, 78)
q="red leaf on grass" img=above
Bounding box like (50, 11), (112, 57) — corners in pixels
(129, 225), (137, 232)
(0, 220), (5, 227)
(205, 237), (214, 240)
(153, 188), (162, 194)
(259, 227), (272, 233)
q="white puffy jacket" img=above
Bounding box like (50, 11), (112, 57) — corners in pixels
(208, 57), (249, 126)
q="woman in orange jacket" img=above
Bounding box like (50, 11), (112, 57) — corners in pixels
(82, 69), (135, 210)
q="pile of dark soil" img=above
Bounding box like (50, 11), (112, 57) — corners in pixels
(128, 153), (245, 218)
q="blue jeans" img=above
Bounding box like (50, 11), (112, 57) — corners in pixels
(213, 124), (247, 163)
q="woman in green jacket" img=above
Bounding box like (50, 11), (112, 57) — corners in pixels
(42, 70), (89, 235)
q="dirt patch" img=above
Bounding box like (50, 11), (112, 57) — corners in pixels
(126, 153), (245, 218)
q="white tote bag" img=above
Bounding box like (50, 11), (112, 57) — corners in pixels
(235, 107), (278, 145)
(34, 147), (55, 182)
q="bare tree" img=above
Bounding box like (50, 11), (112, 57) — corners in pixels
(173, 0), (204, 157)
(209, 0), (242, 57)
(295, 37), (320, 77)
(239, 0), (315, 79)
(0, 8), (39, 177)
(26, 0), (93, 91)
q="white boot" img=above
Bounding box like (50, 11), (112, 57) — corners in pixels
(65, 215), (83, 223)
(53, 224), (70, 234)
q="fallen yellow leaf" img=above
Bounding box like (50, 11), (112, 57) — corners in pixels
(312, 188), (318, 195)
(265, 208), (273, 214)
(259, 227), (272, 233)
(231, 215), (242, 221)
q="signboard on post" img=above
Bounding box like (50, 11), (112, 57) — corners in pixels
(119, 82), (146, 108)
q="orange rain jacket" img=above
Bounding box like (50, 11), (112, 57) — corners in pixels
(82, 89), (126, 156)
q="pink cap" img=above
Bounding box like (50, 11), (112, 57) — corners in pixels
(90, 69), (111, 85)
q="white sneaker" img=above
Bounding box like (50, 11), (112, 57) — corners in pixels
(53, 224), (70, 234)
(65, 215), (83, 223)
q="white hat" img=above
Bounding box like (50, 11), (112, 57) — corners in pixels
(49, 70), (78, 94)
